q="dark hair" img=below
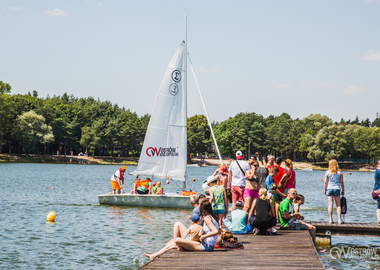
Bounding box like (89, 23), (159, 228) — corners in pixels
(270, 166), (279, 174)
(275, 157), (282, 164)
(295, 194), (305, 202)
(199, 201), (217, 220)
(199, 194), (206, 200)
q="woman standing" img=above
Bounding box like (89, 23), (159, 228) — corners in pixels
(283, 159), (296, 195)
(244, 160), (260, 216)
(374, 160), (380, 225)
(324, 159), (345, 224)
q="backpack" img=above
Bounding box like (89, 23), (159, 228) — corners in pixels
(341, 196), (347, 215)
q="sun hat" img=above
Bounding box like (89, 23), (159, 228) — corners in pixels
(206, 175), (218, 184)
(236, 150), (243, 160)
(191, 214), (200, 222)
(235, 200), (244, 207)
(217, 164), (228, 174)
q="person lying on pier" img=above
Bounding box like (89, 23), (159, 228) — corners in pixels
(223, 200), (253, 234)
(130, 177), (152, 194)
(152, 181), (163, 195)
(187, 214), (204, 242)
(279, 188), (325, 252)
(143, 201), (220, 260)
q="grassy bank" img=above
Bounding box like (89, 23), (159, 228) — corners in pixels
(0, 154), (138, 165)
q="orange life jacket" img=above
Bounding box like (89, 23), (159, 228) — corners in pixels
(135, 179), (151, 189)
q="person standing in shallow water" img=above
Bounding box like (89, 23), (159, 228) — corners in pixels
(324, 159), (345, 224)
(374, 160), (380, 225)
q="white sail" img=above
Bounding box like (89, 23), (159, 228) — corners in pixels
(131, 41), (187, 181)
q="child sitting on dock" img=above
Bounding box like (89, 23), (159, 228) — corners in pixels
(223, 200), (253, 234)
(294, 194), (305, 214)
(187, 214), (204, 242)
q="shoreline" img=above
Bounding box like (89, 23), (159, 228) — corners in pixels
(0, 154), (376, 171)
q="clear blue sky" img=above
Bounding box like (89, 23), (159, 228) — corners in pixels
(1, 0), (379, 123)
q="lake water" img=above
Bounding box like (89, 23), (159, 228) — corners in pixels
(1, 163), (379, 269)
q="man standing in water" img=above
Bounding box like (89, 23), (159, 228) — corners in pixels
(111, 166), (126, 194)
(228, 150), (250, 210)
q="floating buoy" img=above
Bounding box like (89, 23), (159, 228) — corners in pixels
(152, 182), (156, 187)
(166, 180), (170, 185)
(51, 187), (54, 189)
(47, 211), (56, 222)
(192, 178), (196, 182)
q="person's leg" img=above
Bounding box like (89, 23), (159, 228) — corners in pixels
(174, 238), (202, 251)
(244, 195), (253, 214)
(231, 186), (239, 211)
(327, 196), (334, 222)
(217, 213), (224, 228)
(303, 223), (325, 252)
(377, 200), (380, 224)
(173, 221), (188, 238)
(144, 239), (176, 260)
(275, 201), (280, 221)
(334, 195), (341, 222)
(117, 189), (121, 194)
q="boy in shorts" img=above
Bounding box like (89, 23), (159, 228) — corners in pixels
(187, 214), (204, 242)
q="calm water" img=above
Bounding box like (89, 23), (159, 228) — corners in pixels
(0, 164), (379, 269)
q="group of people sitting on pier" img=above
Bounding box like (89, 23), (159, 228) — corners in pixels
(144, 151), (328, 260)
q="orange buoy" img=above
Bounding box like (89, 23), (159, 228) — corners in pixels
(166, 180), (170, 185)
(51, 187), (54, 189)
(192, 178), (196, 182)
(152, 182), (156, 187)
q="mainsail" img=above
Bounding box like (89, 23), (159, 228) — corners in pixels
(131, 41), (187, 181)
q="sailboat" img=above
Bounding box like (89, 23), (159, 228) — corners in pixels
(98, 19), (222, 209)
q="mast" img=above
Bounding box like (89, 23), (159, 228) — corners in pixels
(183, 15), (188, 190)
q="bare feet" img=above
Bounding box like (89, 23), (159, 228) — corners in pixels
(177, 247), (184, 252)
(143, 253), (155, 260)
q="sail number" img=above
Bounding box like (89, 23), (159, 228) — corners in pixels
(171, 70), (181, 82)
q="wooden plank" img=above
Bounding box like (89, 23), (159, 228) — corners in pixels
(140, 229), (325, 270)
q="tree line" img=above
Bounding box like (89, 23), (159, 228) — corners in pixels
(1, 80), (380, 162)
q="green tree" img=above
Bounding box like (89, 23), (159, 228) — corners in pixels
(0, 81), (11, 94)
(187, 114), (211, 157)
(14, 110), (54, 154)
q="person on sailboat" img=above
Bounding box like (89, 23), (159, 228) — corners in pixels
(111, 166), (126, 194)
(130, 177), (152, 195)
(228, 151), (250, 211)
(152, 181), (163, 195)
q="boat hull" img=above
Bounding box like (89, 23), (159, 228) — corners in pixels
(97, 193), (193, 209)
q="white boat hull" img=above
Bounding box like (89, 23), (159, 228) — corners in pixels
(97, 193), (193, 209)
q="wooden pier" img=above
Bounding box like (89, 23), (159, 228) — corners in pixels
(140, 229), (325, 270)
(309, 221), (380, 237)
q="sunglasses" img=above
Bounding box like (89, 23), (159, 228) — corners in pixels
(291, 192), (297, 195)
(253, 165), (259, 167)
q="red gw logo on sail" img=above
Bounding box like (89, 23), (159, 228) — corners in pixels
(146, 147), (179, 157)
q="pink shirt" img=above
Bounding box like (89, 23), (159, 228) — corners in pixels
(284, 169), (295, 189)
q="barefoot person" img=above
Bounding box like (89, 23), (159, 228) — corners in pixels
(324, 159), (345, 224)
(144, 201), (219, 260)
(279, 188), (325, 252)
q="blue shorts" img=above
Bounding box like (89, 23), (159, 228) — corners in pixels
(200, 242), (214, 251)
(377, 200), (380, 209)
(326, 189), (340, 196)
(212, 209), (225, 215)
